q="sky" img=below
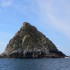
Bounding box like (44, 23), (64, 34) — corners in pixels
(0, 0), (70, 55)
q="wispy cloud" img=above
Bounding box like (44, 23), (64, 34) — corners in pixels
(0, 0), (12, 7)
(37, 0), (70, 39)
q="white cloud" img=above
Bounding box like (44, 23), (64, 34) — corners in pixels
(37, 0), (70, 39)
(1, 0), (12, 7)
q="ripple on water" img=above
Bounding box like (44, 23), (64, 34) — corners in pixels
(0, 58), (70, 70)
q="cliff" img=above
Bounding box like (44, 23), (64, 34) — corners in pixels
(2, 22), (66, 58)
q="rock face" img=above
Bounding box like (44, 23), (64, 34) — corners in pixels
(3, 22), (66, 58)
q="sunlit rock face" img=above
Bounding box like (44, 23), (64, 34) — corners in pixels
(3, 22), (66, 58)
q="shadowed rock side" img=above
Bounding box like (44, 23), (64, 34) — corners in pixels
(2, 22), (66, 58)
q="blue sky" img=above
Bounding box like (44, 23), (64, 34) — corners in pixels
(0, 0), (70, 55)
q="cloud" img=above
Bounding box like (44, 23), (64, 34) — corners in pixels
(0, 0), (12, 7)
(37, 0), (70, 39)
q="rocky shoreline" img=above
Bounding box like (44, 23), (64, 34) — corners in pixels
(0, 49), (66, 58)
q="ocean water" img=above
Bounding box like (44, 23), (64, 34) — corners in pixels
(0, 58), (70, 70)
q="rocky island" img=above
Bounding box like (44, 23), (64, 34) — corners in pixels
(1, 22), (66, 58)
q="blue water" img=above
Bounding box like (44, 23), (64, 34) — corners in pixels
(0, 58), (70, 70)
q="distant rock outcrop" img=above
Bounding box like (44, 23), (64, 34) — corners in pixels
(2, 22), (66, 58)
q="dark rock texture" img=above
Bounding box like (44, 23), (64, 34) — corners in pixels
(2, 22), (66, 58)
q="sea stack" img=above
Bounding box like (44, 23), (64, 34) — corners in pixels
(2, 22), (66, 58)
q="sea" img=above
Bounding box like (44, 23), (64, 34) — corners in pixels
(0, 58), (70, 70)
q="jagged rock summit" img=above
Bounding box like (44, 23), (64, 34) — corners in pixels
(2, 22), (66, 58)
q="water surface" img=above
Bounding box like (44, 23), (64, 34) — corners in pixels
(0, 58), (70, 70)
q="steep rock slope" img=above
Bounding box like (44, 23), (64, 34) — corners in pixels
(3, 22), (65, 58)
